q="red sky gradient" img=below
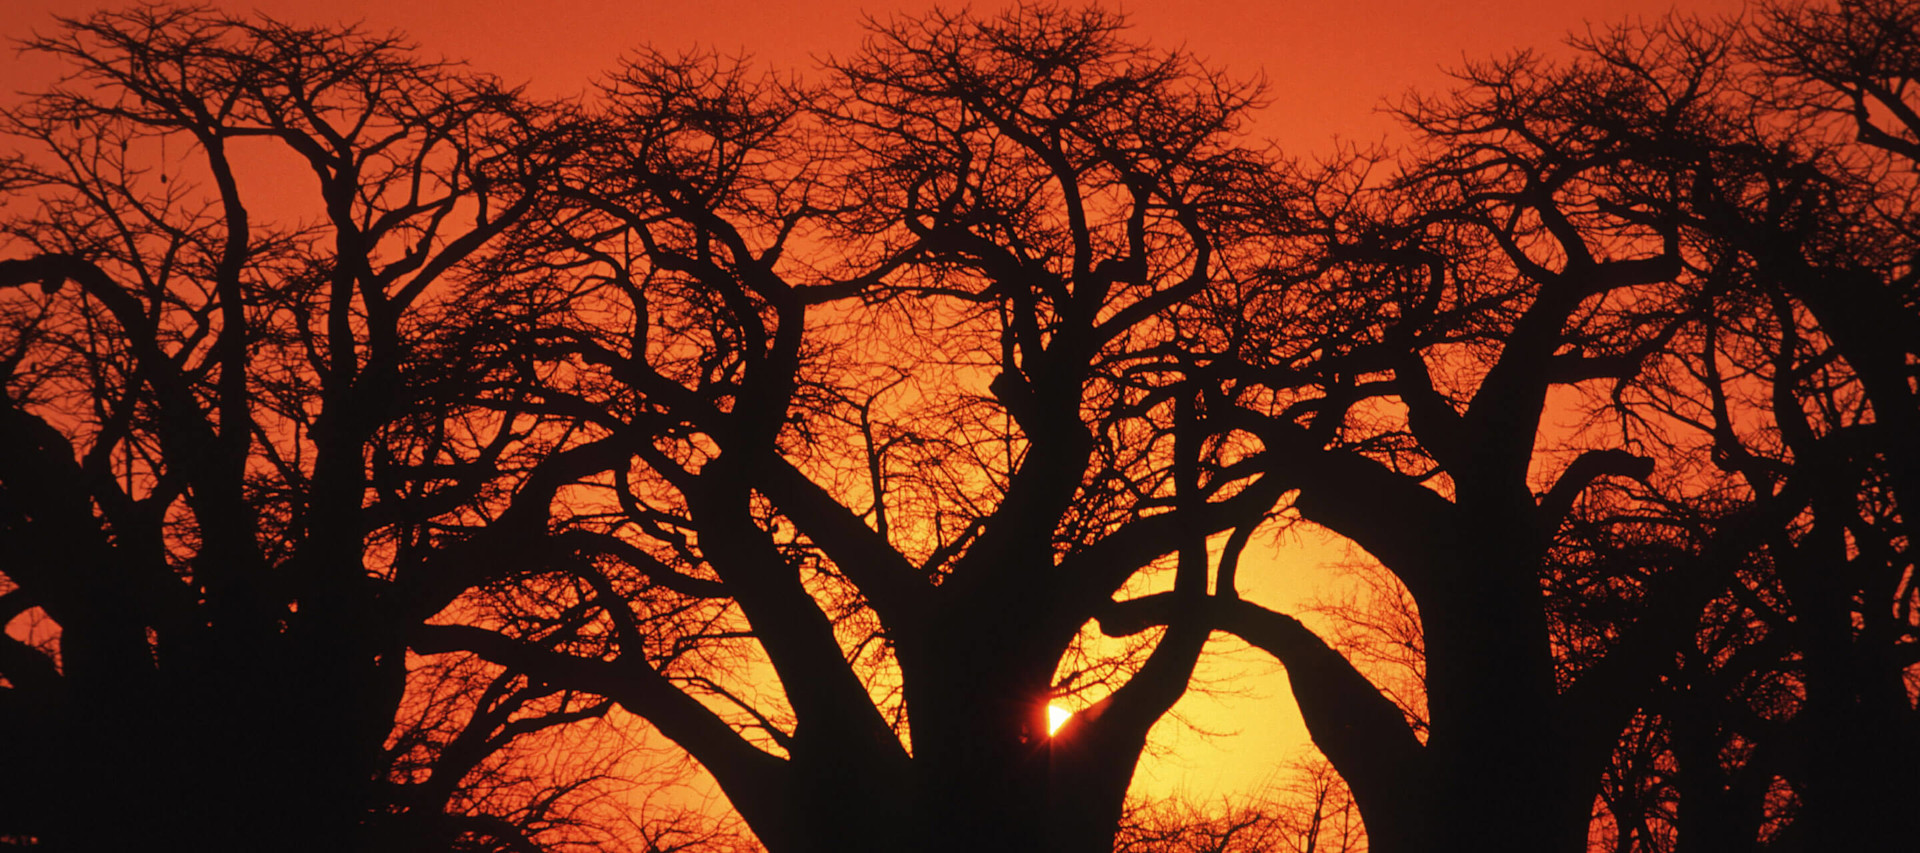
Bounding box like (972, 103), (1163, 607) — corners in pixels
(6, 0), (1746, 153)
(0, 0), (1745, 810)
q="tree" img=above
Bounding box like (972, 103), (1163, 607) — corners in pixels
(1709, 2), (1920, 845)
(1583, 2), (1920, 847)
(1105, 6), (1920, 851)
(1106, 13), (1788, 853)
(0, 7), (600, 850)
(410, 6), (1300, 852)
(1436, 5), (1920, 848)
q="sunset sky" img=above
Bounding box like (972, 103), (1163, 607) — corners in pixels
(6, 0), (1746, 153)
(1, 0), (1746, 809)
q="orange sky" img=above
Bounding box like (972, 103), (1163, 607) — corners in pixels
(5, 0), (1746, 153)
(0, 0), (1745, 813)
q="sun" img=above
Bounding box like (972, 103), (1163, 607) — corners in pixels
(1047, 704), (1073, 736)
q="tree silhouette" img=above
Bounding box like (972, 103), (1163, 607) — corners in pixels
(1577, 2), (1920, 848)
(0, 7), (600, 850)
(1114, 5), (1917, 851)
(410, 6), (1297, 852)
(3, 3), (1911, 852)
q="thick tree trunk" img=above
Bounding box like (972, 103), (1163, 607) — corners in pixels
(1422, 580), (1589, 853)
(26, 674), (381, 853)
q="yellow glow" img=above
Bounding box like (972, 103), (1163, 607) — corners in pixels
(1047, 704), (1072, 736)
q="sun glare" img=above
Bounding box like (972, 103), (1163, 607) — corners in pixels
(1048, 704), (1072, 736)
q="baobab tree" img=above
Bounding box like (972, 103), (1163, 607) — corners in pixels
(411, 6), (1311, 852)
(0, 7), (611, 850)
(1114, 6), (1919, 851)
(1589, 1), (1920, 847)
